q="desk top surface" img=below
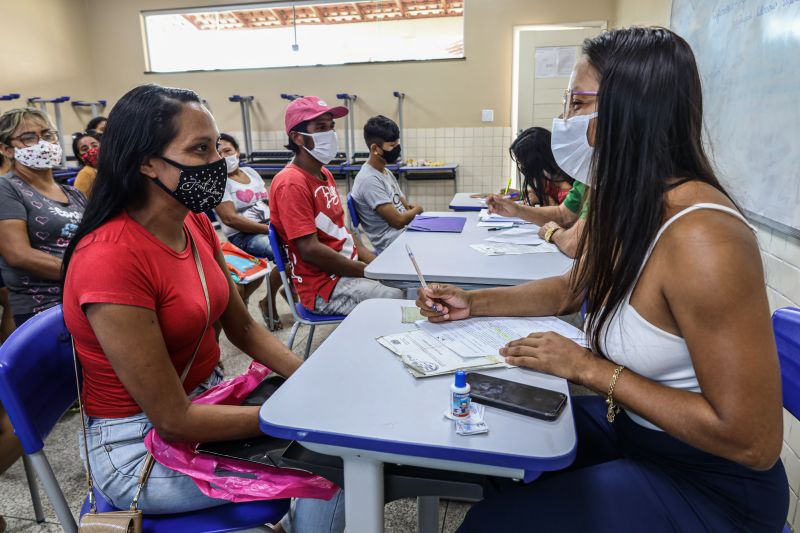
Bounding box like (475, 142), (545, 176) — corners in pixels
(365, 212), (574, 285)
(259, 299), (577, 473)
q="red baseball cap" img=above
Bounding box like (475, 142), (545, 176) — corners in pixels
(284, 96), (348, 133)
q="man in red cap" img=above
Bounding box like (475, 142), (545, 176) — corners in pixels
(269, 96), (402, 316)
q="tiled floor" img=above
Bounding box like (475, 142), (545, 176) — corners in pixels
(0, 285), (471, 532)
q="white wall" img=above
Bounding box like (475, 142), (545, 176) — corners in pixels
(759, 222), (800, 530)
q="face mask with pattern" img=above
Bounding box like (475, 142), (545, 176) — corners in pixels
(152, 157), (228, 213)
(80, 146), (99, 168)
(14, 139), (63, 170)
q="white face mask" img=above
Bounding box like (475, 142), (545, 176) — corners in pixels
(551, 112), (597, 186)
(224, 154), (240, 173)
(14, 139), (63, 170)
(300, 130), (338, 165)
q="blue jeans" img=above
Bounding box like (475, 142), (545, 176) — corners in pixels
(229, 231), (274, 261)
(81, 368), (344, 532)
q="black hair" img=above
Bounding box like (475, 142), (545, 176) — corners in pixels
(571, 27), (734, 356)
(509, 127), (573, 206)
(86, 116), (108, 131)
(71, 130), (102, 167)
(284, 120), (310, 154)
(363, 115), (399, 150)
(218, 133), (239, 152)
(62, 84), (201, 277)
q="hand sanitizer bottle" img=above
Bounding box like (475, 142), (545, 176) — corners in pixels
(451, 370), (471, 418)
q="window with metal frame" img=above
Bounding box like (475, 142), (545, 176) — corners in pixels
(141, 0), (465, 73)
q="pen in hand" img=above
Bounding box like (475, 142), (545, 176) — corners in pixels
(405, 244), (440, 313)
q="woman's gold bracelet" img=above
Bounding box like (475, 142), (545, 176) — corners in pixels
(606, 365), (625, 423)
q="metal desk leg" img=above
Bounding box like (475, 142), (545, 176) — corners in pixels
(417, 496), (440, 533)
(343, 455), (384, 533)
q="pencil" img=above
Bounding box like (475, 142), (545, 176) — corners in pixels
(405, 244), (439, 312)
(504, 176), (512, 195)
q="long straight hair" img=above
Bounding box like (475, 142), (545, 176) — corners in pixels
(509, 127), (573, 206)
(61, 84), (201, 276)
(572, 27), (734, 355)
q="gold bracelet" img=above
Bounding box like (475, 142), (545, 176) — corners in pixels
(544, 226), (561, 243)
(605, 365), (625, 423)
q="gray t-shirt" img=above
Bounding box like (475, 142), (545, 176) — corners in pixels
(351, 163), (406, 254)
(0, 173), (86, 315)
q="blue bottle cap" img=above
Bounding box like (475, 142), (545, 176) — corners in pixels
(455, 370), (467, 388)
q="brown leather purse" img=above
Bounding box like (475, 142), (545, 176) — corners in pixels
(75, 232), (211, 532)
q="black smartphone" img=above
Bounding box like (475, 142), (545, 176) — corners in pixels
(467, 373), (568, 421)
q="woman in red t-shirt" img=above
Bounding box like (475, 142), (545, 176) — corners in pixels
(62, 85), (343, 533)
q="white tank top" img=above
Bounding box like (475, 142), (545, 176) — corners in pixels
(595, 203), (756, 430)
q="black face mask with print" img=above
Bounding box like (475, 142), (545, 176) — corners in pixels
(153, 157), (228, 213)
(381, 144), (402, 164)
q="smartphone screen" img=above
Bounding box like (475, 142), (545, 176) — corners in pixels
(467, 373), (567, 421)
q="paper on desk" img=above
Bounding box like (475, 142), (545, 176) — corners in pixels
(416, 316), (587, 359)
(485, 227), (544, 245)
(478, 209), (527, 225)
(477, 221), (514, 228)
(471, 243), (559, 255)
(376, 330), (508, 377)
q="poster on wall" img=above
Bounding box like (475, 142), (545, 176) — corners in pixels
(534, 46), (577, 79)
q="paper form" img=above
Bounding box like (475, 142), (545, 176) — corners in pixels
(470, 243), (559, 255)
(485, 226), (544, 245)
(416, 316), (587, 359)
(376, 330), (508, 377)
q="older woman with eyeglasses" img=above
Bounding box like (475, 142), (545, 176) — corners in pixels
(0, 108), (87, 326)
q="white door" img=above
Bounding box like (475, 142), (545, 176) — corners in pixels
(513, 24), (606, 136)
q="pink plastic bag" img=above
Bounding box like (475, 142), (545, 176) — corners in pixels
(144, 361), (339, 502)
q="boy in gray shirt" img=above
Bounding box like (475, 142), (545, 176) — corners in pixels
(350, 115), (423, 254)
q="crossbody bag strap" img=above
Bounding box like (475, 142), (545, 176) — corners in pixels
(75, 226), (213, 512)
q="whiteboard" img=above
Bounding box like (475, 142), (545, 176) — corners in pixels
(672, 0), (800, 234)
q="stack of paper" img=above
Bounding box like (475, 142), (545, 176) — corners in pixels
(478, 209), (528, 227)
(485, 226), (543, 245)
(377, 315), (586, 378)
(471, 242), (559, 255)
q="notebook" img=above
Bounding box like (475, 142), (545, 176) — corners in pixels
(406, 215), (467, 233)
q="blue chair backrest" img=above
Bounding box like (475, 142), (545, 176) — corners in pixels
(0, 305), (75, 454)
(347, 193), (361, 228)
(268, 223), (287, 274)
(775, 307), (800, 419)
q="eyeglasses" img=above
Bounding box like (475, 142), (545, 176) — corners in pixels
(10, 130), (59, 148)
(562, 89), (599, 119)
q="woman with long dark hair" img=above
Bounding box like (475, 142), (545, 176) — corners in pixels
(485, 128), (587, 257)
(62, 85), (343, 532)
(510, 127), (574, 207)
(418, 27), (788, 531)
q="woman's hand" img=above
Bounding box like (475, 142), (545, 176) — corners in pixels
(416, 284), (471, 322)
(538, 221), (562, 241)
(500, 332), (596, 383)
(486, 194), (520, 218)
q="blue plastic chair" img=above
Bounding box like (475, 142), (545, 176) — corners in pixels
(0, 306), (288, 532)
(268, 224), (346, 359)
(346, 192), (361, 231)
(774, 307), (800, 533)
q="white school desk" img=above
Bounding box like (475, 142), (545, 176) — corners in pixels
(364, 211), (574, 287)
(448, 192), (486, 211)
(259, 299), (577, 533)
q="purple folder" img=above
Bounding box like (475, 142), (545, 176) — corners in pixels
(406, 216), (467, 233)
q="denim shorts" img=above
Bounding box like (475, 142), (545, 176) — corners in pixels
(80, 368), (345, 532)
(81, 368), (228, 514)
(229, 231), (274, 261)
